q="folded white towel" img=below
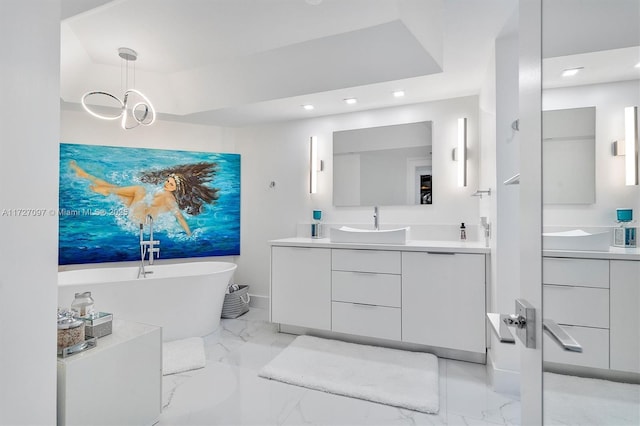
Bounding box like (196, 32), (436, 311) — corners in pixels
(163, 337), (206, 376)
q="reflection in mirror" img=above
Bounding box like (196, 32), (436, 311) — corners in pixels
(333, 121), (432, 207)
(542, 1), (640, 424)
(542, 107), (595, 204)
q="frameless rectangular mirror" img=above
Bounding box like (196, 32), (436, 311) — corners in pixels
(333, 121), (432, 207)
(542, 107), (596, 204)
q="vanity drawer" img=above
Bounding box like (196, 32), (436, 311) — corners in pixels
(332, 249), (401, 274)
(331, 302), (401, 341)
(332, 271), (401, 307)
(544, 325), (609, 369)
(544, 285), (609, 328)
(543, 257), (609, 288)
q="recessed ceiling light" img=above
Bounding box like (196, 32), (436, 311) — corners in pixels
(635, 62), (640, 68)
(344, 98), (357, 105)
(393, 90), (405, 98)
(302, 104), (314, 111)
(562, 67), (583, 77)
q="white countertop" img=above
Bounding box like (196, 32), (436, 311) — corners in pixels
(543, 246), (640, 261)
(57, 319), (161, 364)
(269, 238), (640, 259)
(269, 237), (491, 254)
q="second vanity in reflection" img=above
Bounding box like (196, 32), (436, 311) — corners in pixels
(269, 237), (490, 363)
(543, 248), (640, 379)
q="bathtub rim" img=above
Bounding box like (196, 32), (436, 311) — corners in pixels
(58, 260), (238, 287)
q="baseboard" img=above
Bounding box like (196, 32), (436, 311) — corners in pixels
(278, 323), (486, 364)
(487, 350), (521, 396)
(248, 294), (269, 310)
(544, 361), (640, 384)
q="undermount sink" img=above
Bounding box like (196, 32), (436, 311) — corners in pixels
(329, 226), (410, 244)
(542, 229), (611, 251)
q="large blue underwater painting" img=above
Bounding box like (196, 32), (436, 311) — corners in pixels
(59, 143), (240, 265)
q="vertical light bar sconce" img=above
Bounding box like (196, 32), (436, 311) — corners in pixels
(457, 117), (468, 187)
(310, 136), (318, 193)
(625, 106), (638, 185)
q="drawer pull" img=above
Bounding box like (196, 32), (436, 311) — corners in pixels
(543, 319), (583, 352)
(426, 251), (455, 255)
(351, 303), (377, 308)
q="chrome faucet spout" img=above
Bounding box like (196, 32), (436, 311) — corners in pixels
(373, 206), (379, 231)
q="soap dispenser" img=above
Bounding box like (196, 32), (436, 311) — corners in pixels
(614, 208), (636, 247)
(311, 210), (322, 238)
(460, 223), (467, 241)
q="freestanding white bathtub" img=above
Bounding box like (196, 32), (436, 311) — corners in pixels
(58, 261), (238, 341)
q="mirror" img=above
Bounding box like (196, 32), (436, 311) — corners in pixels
(542, 106), (596, 204)
(332, 121), (432, 207)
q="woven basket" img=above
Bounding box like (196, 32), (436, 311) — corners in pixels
(221, 285), (250, 319)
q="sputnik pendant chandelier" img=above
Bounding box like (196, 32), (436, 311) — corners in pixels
(81, 47), (156, 130)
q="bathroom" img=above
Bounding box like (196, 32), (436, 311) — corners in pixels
(2, 0), (639, 425)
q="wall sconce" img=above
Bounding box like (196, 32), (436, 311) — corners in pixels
(310, 136), (324, 193)
(457, 117), (467, 187)
(625, 106), (638, 185)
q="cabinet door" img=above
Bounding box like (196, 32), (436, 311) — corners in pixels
(610, 260), (640, 373)
(271, 246), (331, 330)
(402, 252), (486, 353)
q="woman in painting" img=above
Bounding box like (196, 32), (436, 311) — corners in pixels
(70, 160), (219, 236)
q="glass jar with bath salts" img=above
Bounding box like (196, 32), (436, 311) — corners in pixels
(71, 291), (95, 318)
(57, 311), (85, 352)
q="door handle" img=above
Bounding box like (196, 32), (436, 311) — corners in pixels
(487, 299), (536, 348)
(543, 319), (583, 352)
(487, 313), (516, 344)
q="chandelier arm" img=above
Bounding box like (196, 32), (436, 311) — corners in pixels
(81, 91), (125, 120)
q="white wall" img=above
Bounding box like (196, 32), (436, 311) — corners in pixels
(0, 1), (60, 424)
(234, 96), (480, 300)
(543, 80), (640, 226)
(62, 109), (235, 153)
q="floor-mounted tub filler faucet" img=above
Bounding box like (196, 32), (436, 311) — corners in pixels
(373, 206), (379, 230)
(138, 215), (160, 278)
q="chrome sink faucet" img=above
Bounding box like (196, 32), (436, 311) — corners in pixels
(373, 206), (379, 230)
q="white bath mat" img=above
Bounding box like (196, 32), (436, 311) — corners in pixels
(163, 337), (206, 376)
(258, 335), (439, 414)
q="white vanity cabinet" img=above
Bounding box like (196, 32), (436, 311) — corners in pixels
(402, 252), (486, 354)
(270, 246), (331, 330)
(331, 249), (402, 340)
(542, 254), (640, 376)
(542, 257), (610, 369)
(610, 260), (640, 373)
(269, 238), (489, 361)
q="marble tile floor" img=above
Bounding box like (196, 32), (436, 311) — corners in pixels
(157, 308), (640, 425)
(157, 308), (521, 426)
